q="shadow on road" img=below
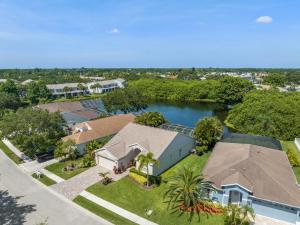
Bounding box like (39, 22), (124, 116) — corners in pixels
(0, 190), (36, 225)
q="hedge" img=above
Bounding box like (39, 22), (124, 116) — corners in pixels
(129, 171), (147, 185)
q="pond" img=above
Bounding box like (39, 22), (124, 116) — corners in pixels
(145, 101), (228, 128)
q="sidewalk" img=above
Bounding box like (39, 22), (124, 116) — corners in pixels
(41, 168), (65, 183)
(80, 190), (158, 225)
(2, 138), (31, 162)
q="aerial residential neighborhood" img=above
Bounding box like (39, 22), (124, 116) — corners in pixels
(1, 1), (300, 225)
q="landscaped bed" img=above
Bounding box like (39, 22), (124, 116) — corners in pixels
(86, 153), (225, 225)
(32, 173), (57, 186)
(73, 196), (137, 225)
(44, 159), (90, 180)
(0, 140), (24, 164)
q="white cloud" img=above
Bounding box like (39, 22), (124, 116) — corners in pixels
(256, 16), (273, 24)
(107, 28), (120, 34)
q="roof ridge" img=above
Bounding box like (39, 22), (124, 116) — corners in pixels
(129, 122), (179, 135)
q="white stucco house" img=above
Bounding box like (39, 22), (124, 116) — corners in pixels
(95, 123), (195, 176)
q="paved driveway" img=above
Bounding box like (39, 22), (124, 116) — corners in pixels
(51, 165), (128, 200)
(0, 150), (111, 225)
(255, 214), (293, 225)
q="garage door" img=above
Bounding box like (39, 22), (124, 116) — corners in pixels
(98, 156), (116, 170)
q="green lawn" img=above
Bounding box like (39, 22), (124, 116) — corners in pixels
(87, 153), (224, 225)
(44, 159), (89, 180)
(74, 196), (137, 225)
(0, 140), (24, 164)
(32, 173), (57, 186)
(281, 141), (300, 183)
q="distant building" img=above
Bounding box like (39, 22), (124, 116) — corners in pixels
(46, 78), (125, 97)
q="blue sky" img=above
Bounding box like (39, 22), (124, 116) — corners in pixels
(0, 0), (299, 68)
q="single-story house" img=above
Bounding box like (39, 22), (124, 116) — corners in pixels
(202, 142), (300, 224)
(95, 123), (195, 176)
(63, 114), (135, 154)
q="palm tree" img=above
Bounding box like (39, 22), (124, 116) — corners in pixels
(99, 172), (112, 185)
(224, 204), (255, 225)
(164, 167), (215, 221)
(137, 152), (159, 187)
(77, 83), (87, 95)
(63, 86), (72, 97)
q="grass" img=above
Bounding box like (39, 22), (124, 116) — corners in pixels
(74, 196), (137, 225)
(281, 140), (300, 183)
(32, 173), (57, 186)
(87, 153), (224, 225)
(0, 140), (24, 164)
(44, 158), (89, 180)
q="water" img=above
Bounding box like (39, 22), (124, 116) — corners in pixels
(145, 101), (228, 128)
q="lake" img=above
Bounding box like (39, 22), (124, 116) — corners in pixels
(145, 101), (228, 128)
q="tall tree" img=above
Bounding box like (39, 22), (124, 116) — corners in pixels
(194, 117), (223, 147)
(217, 77), (254, 104)
(54, 140), (77, 161)
(164, 167), (215, 222)
(137, 152), (159, 187)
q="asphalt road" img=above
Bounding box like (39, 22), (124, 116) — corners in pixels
(0, 150), (112, 225)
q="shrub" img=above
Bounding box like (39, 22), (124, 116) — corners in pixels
(80, 155), (94, 168)
(195, 146), (208, 155)
(129, 168), (161, 185)
(129, 171), (147, 185)
(134, 112), (166, 127)
(286, 148), (300, 167)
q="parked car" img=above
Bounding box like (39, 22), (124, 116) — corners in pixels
(35, 149), (54, 163)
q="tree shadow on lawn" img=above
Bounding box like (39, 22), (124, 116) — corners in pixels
(0, 190), (36, 225)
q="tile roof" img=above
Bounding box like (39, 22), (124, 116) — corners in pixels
(63, 114), (135, 144)
(100, 123), (178, 160)
(202, 142), (300, 207)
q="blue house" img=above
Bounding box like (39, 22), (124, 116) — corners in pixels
(203, 142), (300, 224)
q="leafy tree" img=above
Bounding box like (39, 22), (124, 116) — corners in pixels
(137, 152), (159, 187)
(224, 204), (254, 225)
(217, 77), (254, 104)
(102, 88), (148, 114)
(194, 117), (223, 147)
(164, 167), (215, 222)
(54, 140), (77, 161)
(134, 112), (166, 127)
(85, 140), (101, 157)
(0, 92), (22, 113)
(227, 91), (300, 140)
(263, 73), (286, 87)
(0, 80), (19, 95)
(0, 108), (66, 158)
(77, 83), (87, 94)
(63, 86), (72, 97)
(25, 81), (50, 104)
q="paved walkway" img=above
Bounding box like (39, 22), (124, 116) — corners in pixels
(41, 168), (65, 183)
(255, 214), (293, 225)
(80, 190), (158, 225)
(2, 138), (32, 162)
(20, 158), (58, 174)
(51, 165), (128, 200)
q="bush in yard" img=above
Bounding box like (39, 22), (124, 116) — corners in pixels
(80, 155), (94, 168)
(195, 146), (208, 155)
(129, 171), (147, 185)
(129, 168), (161, 186)
(286, 148), (300, 167)
(194, 117), (223, 147)
(54, 140), (78, 161)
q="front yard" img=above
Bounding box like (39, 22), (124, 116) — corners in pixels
(45, 158), (90, 180)
(281, 141), (300, 183)
(0, 140), (24, 164)
(86, 153), (224, 225)
(32, 173), (57, 186)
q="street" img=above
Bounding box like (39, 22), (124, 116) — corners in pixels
(0, 150), (112, 225)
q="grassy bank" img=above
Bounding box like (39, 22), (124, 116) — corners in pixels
(281, 141), (300, 183)
(74, 196), (137, 225)
(0, 140), (24, 164)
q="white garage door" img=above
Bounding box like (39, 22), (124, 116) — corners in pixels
(98, 156), (116, 170)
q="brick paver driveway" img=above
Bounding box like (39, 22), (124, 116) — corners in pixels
(51, 165), (128, 199)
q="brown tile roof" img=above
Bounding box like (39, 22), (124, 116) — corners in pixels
(202, 142), (300, 207)
(62, 114), (135, 144)
(37, 102), (84, 113)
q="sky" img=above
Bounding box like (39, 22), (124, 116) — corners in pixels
(0, 0), (299, 68)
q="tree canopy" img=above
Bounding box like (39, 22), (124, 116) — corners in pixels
(134, 112), (166, 127)
(102, 88), (148, 114)
(263, 73), (287, 87)
(217, 76), (254, 104)
(194, 117), (223, 147)
(227, 91), (300, 140)
(0, 108), (66, 157)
